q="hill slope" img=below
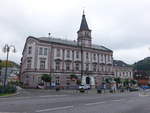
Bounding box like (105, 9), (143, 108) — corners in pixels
(0, 60), (19, 68)
(133, 57), (150, 75)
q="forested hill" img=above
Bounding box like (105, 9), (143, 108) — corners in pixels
(133, 57), (150, 75)
(0, 60), (19, 68)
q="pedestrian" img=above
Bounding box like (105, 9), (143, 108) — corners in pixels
(103, 83), (106, 93)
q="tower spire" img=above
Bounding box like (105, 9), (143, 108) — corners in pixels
(79, 11), (90, 31)
(77, 12), (92, 47)
(83, 9), (85, 15)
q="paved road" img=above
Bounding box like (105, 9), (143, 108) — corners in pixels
(0, 89), (150, 113)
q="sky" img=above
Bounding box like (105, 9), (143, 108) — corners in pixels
(0, 0), (150, 64)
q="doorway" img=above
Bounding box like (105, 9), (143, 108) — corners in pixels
(86, 77), (91, 84)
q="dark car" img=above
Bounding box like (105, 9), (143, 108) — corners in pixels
(129, 87), (139, 92)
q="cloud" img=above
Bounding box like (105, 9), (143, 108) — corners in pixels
(0, 0), (150, 64)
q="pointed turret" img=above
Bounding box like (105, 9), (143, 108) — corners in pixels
(77, 12), (92, 47)
(79, 13), (90, 31)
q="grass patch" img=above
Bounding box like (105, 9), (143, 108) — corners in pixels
(0, 93), (15, 97)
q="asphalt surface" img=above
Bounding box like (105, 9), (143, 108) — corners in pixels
(0, 89), (150, 113)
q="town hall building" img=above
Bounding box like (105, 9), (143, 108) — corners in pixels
(20, 13), (114, 88)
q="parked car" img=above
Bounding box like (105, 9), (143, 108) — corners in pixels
(129, 87), (139, 92)
(140, 85), (150, 90)
(79, 84), (90, 90)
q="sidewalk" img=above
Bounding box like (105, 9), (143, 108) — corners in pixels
(51, 88), (132, 95)
(0, 88), (138, 98)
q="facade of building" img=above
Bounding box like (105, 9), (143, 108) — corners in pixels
(113, 60), (133, 80)
(20, 13), (114, 88)
(134, 71), (150, 85)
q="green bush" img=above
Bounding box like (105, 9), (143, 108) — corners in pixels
(0, 85), (17, 94)
(79, 88), (85, 93)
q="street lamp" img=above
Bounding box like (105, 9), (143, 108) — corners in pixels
(2, 44), (16, 87)
(80, 42), (84, 85)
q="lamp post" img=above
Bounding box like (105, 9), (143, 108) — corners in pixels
(80, 45), (83, 85)
(0, 60), (2, 84)
(3, 44), (16, 87)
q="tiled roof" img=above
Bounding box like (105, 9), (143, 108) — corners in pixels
(113, 60), (130, 67)
(37, 37), (112, 52)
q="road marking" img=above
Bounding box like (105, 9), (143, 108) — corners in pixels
(85, 101), (106, 106)
(39, 95), (67, 98)
(139, 93), (149, 97)
(0, 96), (30, 100)
(36, 105), (73, 112)
(0, 112), (27, 113)
(111, 99), (122, 102)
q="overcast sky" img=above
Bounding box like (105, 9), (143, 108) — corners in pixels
(0, 0), (150, 64)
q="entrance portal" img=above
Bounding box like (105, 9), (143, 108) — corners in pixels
(86, 77), (91, 84)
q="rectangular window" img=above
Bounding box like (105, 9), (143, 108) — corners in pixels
(86, 64), (89, 71)
(130, 72), (132, 77)
(101, 65), (104, 71)
(56, 49), (60, 57)
(76, 51), (79, 59)
(56, 62), (60, 70)
(93, 64), (97, 71)
(56, 79), (60, 85)
(67, 50), (70, 58)
(86, 52), (89, 59)
(39, 47), (43, 55)
(27, 57), (32, 69)
(66, 63), (70, 71)
(100, 54), (103, 62)
(44, 48), (48, 55)
(93, 53), (96, 60)
(75, 63), (79, 71)
(28, 47), (32, 54)
(40, 58), (46, 70)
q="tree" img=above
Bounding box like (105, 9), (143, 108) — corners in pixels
(130, 80), (137, 85)
(41, 74), (51, 88)
(114, 77), (121, 84)
(69, 73), (82, 89)
(123, 79), (130, 87)
(105, 78), (112, 84)
(0, 60), (13, 67)
(114, 77), (121, 88)
(0, 60), (2, 69)
(76, 79), (81, 85)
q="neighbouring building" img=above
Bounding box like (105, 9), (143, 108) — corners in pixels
(0, 66), (19, 85)
(134, 71), (150, 85)
(113, 60), (133, 80)
(20, 13), (114, 88)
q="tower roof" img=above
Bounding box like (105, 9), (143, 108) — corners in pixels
(79, 13), (90, 31)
